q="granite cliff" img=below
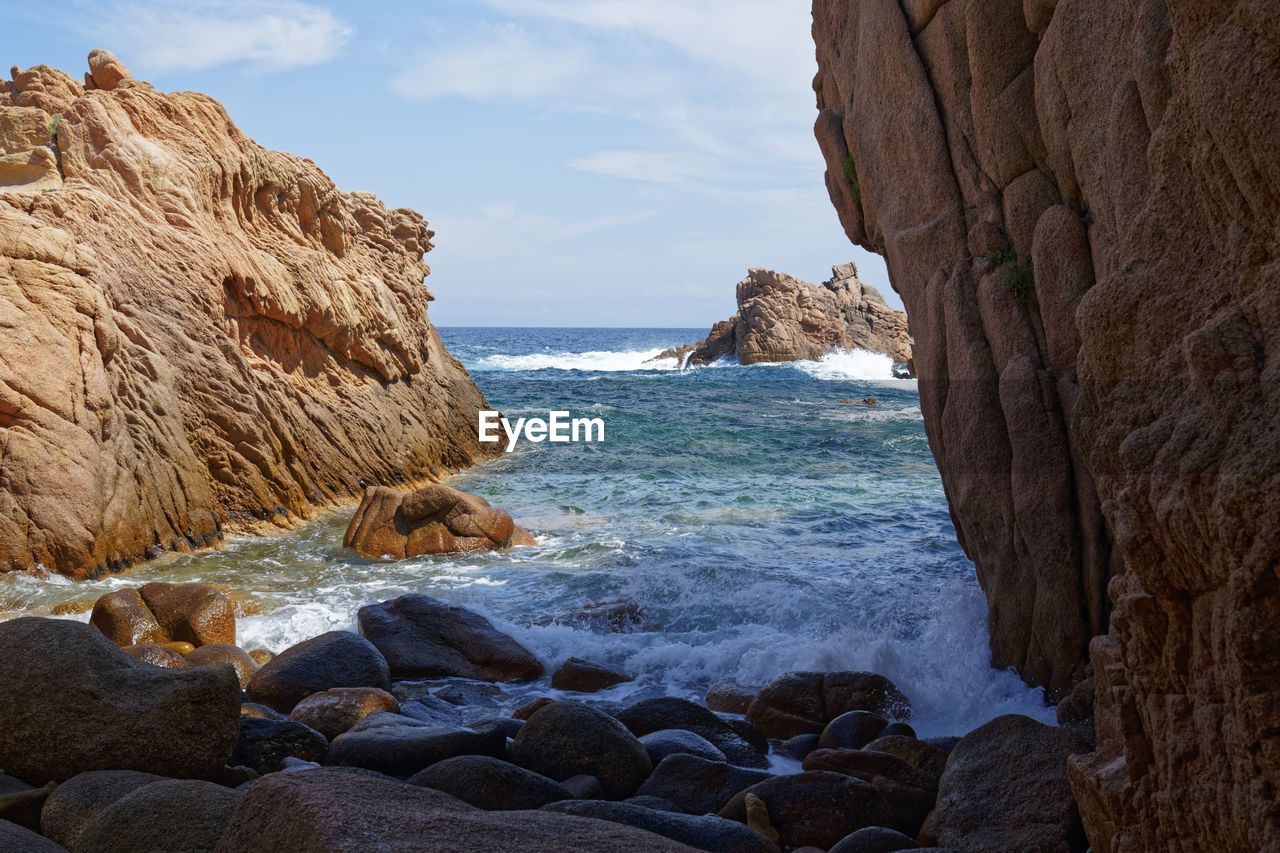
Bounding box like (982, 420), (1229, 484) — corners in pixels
(812, 1), (1278, 850)
(658, 265), (913, 368)
(0, 52), (496, 579)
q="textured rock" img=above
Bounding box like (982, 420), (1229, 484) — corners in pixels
(819, 711), (889, 750)
(0, 618), (239, 783)
(640, 729), (727, 766)
(745, 672), (910, 739)
(828, 826), (920, 853)
(861, 736), (949, 782)
(89, 589), (164, 647)
(136, 582), (235, 647)
(329, 721), (505, 778)
(813, 2), (1280, 847)
(183, 643), (258, 688)
(408, 755), (573, 811)
(357, 593), (543, 682)
(214, 767), (697, 852)
(0, 819), (66, 853)
(244, 630), (391, 713)
(705, 680), (757, 715)
(0, 54), (495, 579)
(512, 702), (653, 800)
(552, 656), (634, 692)
(636, 754), (773, 816)
(40, 771), (167, 850)
(658, 266), (912, 367)
(344, 484), (535, 558)
(72, 779), (240, 853)
(229, 718), (328, 774)
(802, 749), (937, 836)
(286, 686), (398, 740)
(720, 771), (892, 850)
(615, 697), (769, 769)
(543, 800), (778, 853)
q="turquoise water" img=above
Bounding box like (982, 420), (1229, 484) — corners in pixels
(0, 328), (1053, 736)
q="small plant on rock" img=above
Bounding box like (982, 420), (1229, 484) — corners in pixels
(984, 246), (1035, 304)
(842, 155), (861, 205)
(48, 113), (62, 140)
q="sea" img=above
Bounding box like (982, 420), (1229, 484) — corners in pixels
(0, 327), (1055, 737)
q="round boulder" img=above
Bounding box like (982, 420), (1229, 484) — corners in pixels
(719, 771), (892, 850)
(138, 582), (235, 647)
(819, 711), (888, 750)
(245, 631), (391, 714)
(408, 756), (573, 810)
(72, 779), (240, 853)
(551, 657), (634, 693)
(39, 770), (167, 850)
(89, 589), (164, 647)
(185, 643), (259, 688)
(287, 687), (399, 740)
(230, 718), (328, 774)
(512, 702), (653, 800)
(639, 730), (727, 765)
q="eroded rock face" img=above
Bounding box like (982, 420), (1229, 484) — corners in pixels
(812, 1), (1280, 849)
(657, 265), (912, 367)
(0, 53), (495, 579)
(344, 484), (536, 559)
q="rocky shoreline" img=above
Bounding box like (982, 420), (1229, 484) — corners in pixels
(0, 582), (1094, 852)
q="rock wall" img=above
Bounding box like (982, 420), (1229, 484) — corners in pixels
(0, 53), (497, 578)
(812, 2), (1279, 850)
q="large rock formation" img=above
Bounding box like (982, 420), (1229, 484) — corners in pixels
(0, 51), (496, 578)
(657, 265), (912, 367)
(812, 2), (1279, 850)
(344, 483), (535, 559)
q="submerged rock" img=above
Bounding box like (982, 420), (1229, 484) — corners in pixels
(0, 618), (239, 783)
(344, 484), (536, 559)
(358, 594), (543, 682)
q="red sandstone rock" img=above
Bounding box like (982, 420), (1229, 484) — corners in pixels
(0, 52), (496, 579)
(344, 484), (535, 559)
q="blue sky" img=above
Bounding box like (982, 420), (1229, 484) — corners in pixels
(4, 0), (895, 326)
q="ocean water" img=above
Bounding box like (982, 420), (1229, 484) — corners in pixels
(0, 328), (1054, 737)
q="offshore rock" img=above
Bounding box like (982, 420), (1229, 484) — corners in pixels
(0, 53), (495, 579)
(344, 484), (536, 559)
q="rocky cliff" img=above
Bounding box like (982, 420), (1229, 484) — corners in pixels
(659, 265), (913, 367)
(0, 52), (496, 579)
(812, 1), (1278, 850)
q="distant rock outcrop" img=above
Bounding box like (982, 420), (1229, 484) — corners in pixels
(0, 52), (497, 578)
(344, 484), (535, 559)
(655, 265), (912, 369)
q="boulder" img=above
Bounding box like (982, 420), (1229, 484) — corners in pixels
(137, 582), (235, 647)
(637, 754), (773, 815)
(861, 737), (949, 782)
(878, 722), (916, 739)
(515, 697), (556, 720)
(239, 703), (283, 720)
(923, 715), (1087, 852)
(640, 729), (727, 765)
(184, 643), (258, 688)
(86, 48), (131, 91)
(245, 631), (391, 713)
(72, 779), (240, 853)
(358, 594), (543, 682)
(563, 775), (605, 799)
(0, 820), (66, 853)
(544, 800), (778, 853)
(40, 771), (167, 850)
(706, 680), (756, 714)
(344, 484), (536, 559)
(819, 711), (889, 750)
(213, 767), (698, 852)
(746, 672), (910, 739)
(286, 686), (399, 740)
(552, 657), (634, 692)
(433, 680), (506, 707)
(0, 776), (53, 831)
(0, 618), (239, 784)
(720, 772), (892, 850)
(89, 589), (164, 647)
(802, 749), (938, 836)
(778, 733), (821, 761)
(119, 643), (187, 668)
(229, 718), (328, 774)
(828, 826), (920, 853)
(615, 697), (768, 768)
(329, 722), (505, 778)
(408, 756), (573, 810)
(512, 702), (652, 800)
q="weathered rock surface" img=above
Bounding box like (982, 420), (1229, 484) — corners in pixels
(357, 593), (544, 682)
(40, 770), (166, 850)
(512, 702), (653, 800)
(184, 643), (258, 688)
(0, 819), (66, 853)
(813, 2), (1280, 848)
(656, 265), (912, 367)
(0, 53), (495, 579)
(719, 771), (892, 850)
(329, 718), (505, 778)
(244, 630), (391, 713)
(344, 484), (536, 559)
(802, 749), (938, 837)
(543, 800), (778, 853)
(0, 618), (239, 783)
(229, 718), (328, 774)
(214, 767), (698, 852)
(745, 672), (910, 739)
(636, 754), (773, 816)
(73, 779), (240, 853)
(552, 657), (634, 693)
(408, 755), (574, 811)
(286, 686), (398, 740)
(615, 697), (769, 769)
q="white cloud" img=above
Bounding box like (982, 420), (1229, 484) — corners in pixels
(71, 0), (353, 73)
(568, 150), (706, 184)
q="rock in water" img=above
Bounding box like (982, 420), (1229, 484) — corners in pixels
(745, 671), (910, 739)
(551, 657), (634, 693)
(922, 715), (1087, 852)
(0, 618), (240, 783)
(213, 767), (699, 852)
(653, 266), (912, 368)
(344, 484), (536, 559)
(245, 631), (391, 713)
(0, 53), (495, 580)
(358, 593), (543, 682)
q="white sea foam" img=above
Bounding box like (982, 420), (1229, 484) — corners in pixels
(790, 348), (905, 381)
(471, 349), (678, 372)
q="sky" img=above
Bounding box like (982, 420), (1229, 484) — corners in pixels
(3, 0), (896, 327)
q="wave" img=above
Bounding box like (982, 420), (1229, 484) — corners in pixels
(470, 349), (678, 372)
(789, 349), (904, 381)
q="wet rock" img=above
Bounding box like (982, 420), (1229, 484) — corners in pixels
(286, 687), (399, 740)
(802, 749), (938, 836)
(329, 723), (505, 778)
(246, 649), (273, 666)
(73, 779), (240, 853)
(229, 718), (328, 774)
(399, 697), (463, 727)
(358, 594), (543, 682)
(214, 767), (696, 852)
(640, 729), (727, 765)
(706, 680), (756, 714)
(119, 643), (187, 668)
(514, 697), (556, 720)
(778, 733), (821, 761)
(923, 715), (1087, 852)
(819, 711), (889, 750)
(0, 618), (239, 783)
(544, 800), (778, 853)
(0, 820), (66, 853)
(552, 657), (634, 692)
(615, 697), (768, 769)
(137, 582), (235, 647)
(344, 484), (536, 558)
(245, 631), (391, 713)
(720, 771), (892, 850)
(434, 681), (507, 706)
(408, 755), (573, 810)
(637, 754), (773, 815)
(862, 737), (949, 782)
(39, 771), (167, 850)
(537, 598), (650, 633)
(184, 643), (258, 688)
(829, 825), (920, 853)
(746, 672), (910, 739)
(512, 702), (652, 800)
(239, 703), (283, 720)
(90, 589), (165, 647)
